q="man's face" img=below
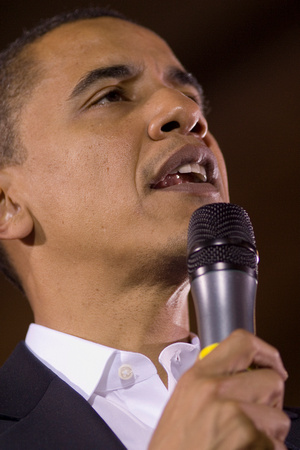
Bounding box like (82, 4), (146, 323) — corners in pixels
(15, 17), (229, 272)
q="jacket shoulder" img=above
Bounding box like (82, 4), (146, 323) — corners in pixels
(285, 407), (300, 450)
(0, 341), (55, 421)
(0, 342), (125, 449)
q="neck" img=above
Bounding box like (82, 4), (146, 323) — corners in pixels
(21, 251), (191, 378)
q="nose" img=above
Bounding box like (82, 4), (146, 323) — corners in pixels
(147, 88), (208, 141)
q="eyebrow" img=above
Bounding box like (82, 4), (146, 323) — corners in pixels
(166, 67), (204, 104)
(68, 63), (205, 107)
(69, 64), (137, 100)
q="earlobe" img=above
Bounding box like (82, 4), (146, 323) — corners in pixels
(0, 187), (34, 240)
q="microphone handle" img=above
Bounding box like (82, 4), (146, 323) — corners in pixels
(190, 268), (257, 354)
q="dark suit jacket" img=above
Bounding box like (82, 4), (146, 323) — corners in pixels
(0, 342), (299, 449)
(0, 342), (126, 449)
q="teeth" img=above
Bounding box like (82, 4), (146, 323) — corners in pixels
(191, 163), (207, 182)
(170, 163), (207, 182)
(178, 163), (192, 174)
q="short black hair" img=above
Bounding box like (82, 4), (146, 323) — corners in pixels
(0, 6), (129, 292)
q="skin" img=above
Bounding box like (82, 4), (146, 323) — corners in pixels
(0, 17), (290, 448)
(0, 17), (228, 356)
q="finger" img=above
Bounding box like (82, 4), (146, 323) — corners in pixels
(214, 368), (285, 408)
(149, 397), (277, 450)
(219, 429), (274, 450)
(241, 402), (291, 443)
(197, 329), (288, 380)
(272, 440), (288, 450)
(213, 402), (275, 450)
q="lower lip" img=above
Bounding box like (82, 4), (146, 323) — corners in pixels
(151, 182), (220, 196)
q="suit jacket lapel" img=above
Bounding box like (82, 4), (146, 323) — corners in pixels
(0, 342), (126, 449)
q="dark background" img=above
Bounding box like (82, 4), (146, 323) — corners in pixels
(0, 0), (299, 405)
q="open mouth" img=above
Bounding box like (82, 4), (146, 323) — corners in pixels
(151, 162), (207, 189)
(148, 143), (219, 192)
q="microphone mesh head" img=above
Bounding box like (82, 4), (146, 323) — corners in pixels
(187, 203), (258, 275)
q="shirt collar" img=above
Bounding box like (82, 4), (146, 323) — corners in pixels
(25, 323), (200, 400)
(159, 335), (200, 392)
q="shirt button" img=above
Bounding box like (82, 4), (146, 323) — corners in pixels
(118, 364), (134, 380)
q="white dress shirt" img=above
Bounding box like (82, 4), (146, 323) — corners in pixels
(25, 324), (200, 450)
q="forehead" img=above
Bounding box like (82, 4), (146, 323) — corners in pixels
(31, 17), (182, 80)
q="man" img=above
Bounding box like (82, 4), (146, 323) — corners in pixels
(0, 7), (298, 449)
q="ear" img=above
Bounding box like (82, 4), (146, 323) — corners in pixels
(0, 172), (34, 240)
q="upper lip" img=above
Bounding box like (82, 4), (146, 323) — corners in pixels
(149, 143), (219, 188)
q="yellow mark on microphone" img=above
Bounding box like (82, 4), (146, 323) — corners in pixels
(199, 342), (219, 360)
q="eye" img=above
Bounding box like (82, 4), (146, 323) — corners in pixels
(91, 88), (126, 106)
(184, 92), (201, 105)
(183, 92), (207, 116)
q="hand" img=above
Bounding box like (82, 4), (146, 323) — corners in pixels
(149, 330), (290, 449)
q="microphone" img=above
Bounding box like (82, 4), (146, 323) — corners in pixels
(187, 203), (259, 358)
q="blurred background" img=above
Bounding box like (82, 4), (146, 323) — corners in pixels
(0, 0), (299, 405)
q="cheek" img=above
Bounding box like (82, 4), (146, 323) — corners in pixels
(204, 132), (229, 201)
(25, 141), (139, 236)
(218, 156), (229, 202)
(65, 125), (142, 206)
(20, 99), (143, 227)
